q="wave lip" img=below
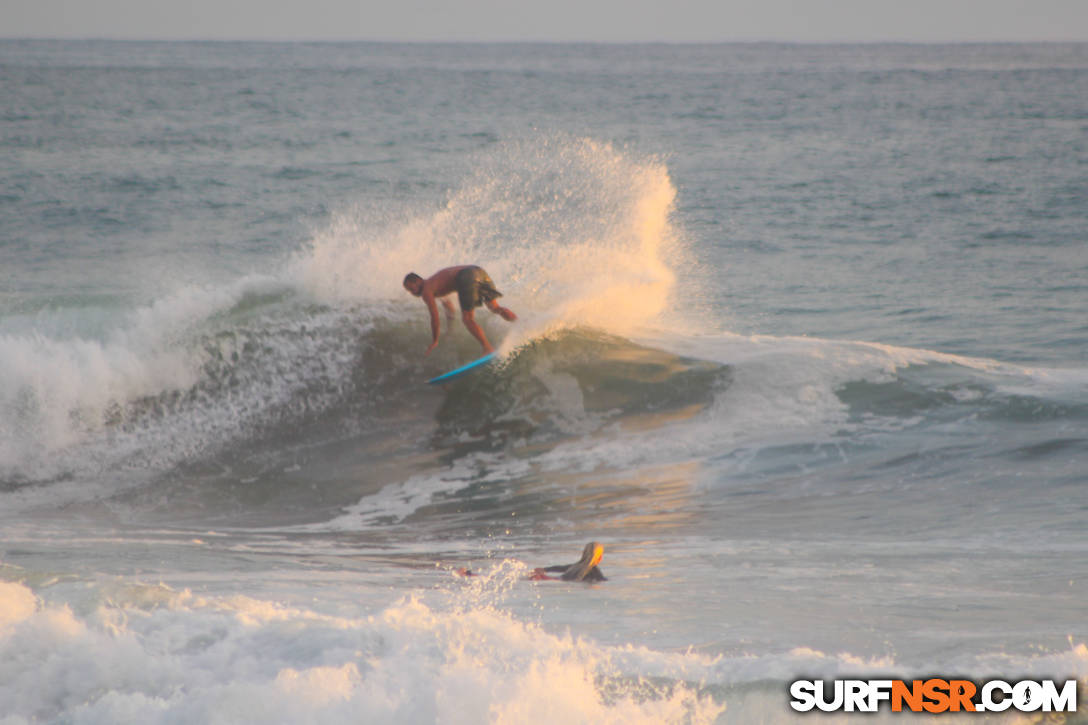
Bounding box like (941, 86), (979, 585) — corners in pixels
(292, 136), (689, 341)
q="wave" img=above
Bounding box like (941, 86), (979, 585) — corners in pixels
(0, 137), (690, 496)
(3, 137), (1085, 519)
(4, 277), (1084, 519)
(3, 284), (1084, 518)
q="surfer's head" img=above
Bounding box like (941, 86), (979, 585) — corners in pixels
(403, 272), (424, 296)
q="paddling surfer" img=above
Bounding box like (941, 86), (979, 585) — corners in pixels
(403, 265), (517, 355)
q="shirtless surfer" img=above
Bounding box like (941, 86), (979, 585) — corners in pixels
(403, 265), (517, 355)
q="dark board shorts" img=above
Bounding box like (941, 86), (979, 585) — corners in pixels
(455, 266), (503, 311)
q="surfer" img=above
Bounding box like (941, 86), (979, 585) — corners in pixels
(403, 265), (517, 355)
(455, 542), (607, 582)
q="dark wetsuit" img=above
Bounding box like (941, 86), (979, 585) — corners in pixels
(455, 266), (503, 311)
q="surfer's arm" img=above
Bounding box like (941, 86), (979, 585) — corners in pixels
(424, 294), (441, 354)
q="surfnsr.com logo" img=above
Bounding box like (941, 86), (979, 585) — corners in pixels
(789, 678), (1079, 714)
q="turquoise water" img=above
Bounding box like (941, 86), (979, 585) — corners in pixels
(2, 40), (1087, 723)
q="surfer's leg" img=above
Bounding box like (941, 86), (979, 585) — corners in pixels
(485, 298), (517, 322)
(461, 309), (494, 354)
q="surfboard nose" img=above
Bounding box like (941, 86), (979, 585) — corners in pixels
(562, 541), (604, 581)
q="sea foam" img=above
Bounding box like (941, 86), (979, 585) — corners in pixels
(0, 579), (724, 725)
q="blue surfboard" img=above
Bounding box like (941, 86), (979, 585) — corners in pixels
(426, 352), (497, 385)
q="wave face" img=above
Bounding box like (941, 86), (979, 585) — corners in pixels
(432, 330), (728, 446)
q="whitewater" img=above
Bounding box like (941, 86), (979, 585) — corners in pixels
(1, 40), (1086, 723)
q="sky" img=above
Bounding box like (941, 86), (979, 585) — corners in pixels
(3, 0), (1088, 43)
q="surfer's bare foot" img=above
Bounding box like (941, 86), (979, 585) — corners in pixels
(484, 299), (517, 322)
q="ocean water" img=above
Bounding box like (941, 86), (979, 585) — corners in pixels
(1, 40), (1087, 723)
